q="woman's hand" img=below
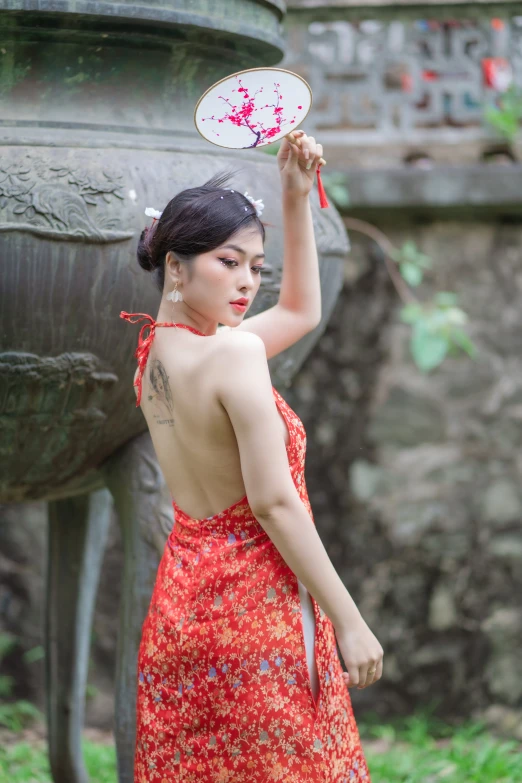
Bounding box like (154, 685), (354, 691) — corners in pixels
(335, 616), (384, 690)
(276, 130), (324, 199)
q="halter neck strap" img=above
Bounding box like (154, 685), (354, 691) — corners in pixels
(120, 311), (206, 407)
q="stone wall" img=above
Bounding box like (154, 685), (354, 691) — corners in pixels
(1, 217), (522, 732)
(286, 216), (522, 726)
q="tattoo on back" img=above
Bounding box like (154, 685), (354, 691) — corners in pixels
(148, 359), (175, 425)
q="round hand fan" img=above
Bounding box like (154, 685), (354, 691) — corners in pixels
(194, 67), (329, 208)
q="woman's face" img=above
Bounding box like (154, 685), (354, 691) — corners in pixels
(176, 225), (265, 327)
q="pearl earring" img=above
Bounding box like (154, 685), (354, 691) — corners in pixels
(166, 282), (183, 303)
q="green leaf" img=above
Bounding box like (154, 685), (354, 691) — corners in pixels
(0, 674), (14, 698)
(411, 324), (449, 372)
(399, 303), (423, 324)
(451, 328), (477, 357)
(261, 142), (280, 156)
(392, 242), (433, 280)
(23, 645), (45, 664)
(0, 700), (42, 732)
(446, 307), (468, 326)
(0, 632), (17, 659)
(401, 240), (418, 263)
(328, 184), (350, 207)
(434, 291), (459, 307)
(400, 262), (423, 287)
(417, 253), (433, 270)
(426, 308), (451, 330)
(484, 88), (522, 142)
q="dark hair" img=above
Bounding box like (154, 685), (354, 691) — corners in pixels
(137, 170), (266, 291)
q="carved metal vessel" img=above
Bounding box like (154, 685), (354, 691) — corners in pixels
(0, 2), (348, 781)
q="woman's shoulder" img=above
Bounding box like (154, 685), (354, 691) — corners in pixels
(215, 324), (257, 343)
(214, 325), (263, 349)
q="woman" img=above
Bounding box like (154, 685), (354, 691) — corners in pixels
(121, 131), (383, 782)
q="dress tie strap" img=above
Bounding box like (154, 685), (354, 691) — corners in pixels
(120, 311), (157, 407)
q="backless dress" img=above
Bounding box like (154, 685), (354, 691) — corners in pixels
(120, 311), (371, 783)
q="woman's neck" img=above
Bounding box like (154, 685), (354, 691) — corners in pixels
(155, 307), (218, 336)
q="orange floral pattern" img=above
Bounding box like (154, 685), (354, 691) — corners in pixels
(134, 383), (372, 782)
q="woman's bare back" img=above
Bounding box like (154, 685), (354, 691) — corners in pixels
(136, 325), (290, 520)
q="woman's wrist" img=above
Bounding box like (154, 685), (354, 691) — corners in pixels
(331, 594), (366, 636)
(281, 189), (311, 207)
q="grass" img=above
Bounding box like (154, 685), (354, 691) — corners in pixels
(358, 708), (522, 783)
(0, 709), (521, 782)
(0, 741), (116, 783)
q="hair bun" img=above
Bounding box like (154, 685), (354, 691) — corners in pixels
(137, 226), (155, 272)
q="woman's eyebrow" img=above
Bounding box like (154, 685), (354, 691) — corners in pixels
(221, 244), (265, 259)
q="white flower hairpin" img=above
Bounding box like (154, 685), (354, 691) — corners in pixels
(243, 192), (264, 218)
(144, 207), (162, 220)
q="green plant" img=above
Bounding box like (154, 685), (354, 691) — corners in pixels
(0, 700), (42, 733)
(484, 84), (522, 143)
(400, 291), (476, 372)
(361, 710), (522, 783)
(391, 240), (432, 288)
(0, 634), (17, 699)
(0, 633), (43, 732)
(0, 740), (117, 783)
(337, 215), (477, 372)
(23, 645), (45, 664)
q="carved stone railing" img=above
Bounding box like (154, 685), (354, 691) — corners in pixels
(284, 1), (522, 145)
(282, 1), (522, 213)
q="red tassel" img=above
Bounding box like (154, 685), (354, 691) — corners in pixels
(316, 165), (329, 209)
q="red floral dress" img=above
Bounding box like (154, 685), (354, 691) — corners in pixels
(120, 312), (372, 783)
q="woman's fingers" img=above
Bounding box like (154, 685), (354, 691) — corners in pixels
(301, 136), (326, 168)
(356, 664), (374, 689)
(357, 657), (383, 689)
(286, 130), (312, 154)
(301, 135), (316, 168)
(304, 135), (315, 161)
(372, 658), (383, 685)
(341, 655), (383, 691)
(283, 131), (327, 167)
(308, 140), (324, 170)
(346, 664), (360, 688)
